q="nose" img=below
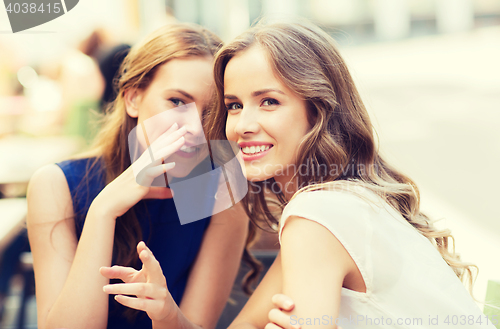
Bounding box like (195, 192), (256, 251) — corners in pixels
(176, 103), (205, 143)
(234, 107), (260, 137)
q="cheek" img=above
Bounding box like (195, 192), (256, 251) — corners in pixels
(137, 99), (161, 125)
(225, 117), (237, 141)
(269, 120), (290, 146)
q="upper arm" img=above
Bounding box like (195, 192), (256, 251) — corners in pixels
(229, 251), (283, 329)
(26, 164), (78, 327)
(179, 202), (249, 329)
(279, 216), (358, 329)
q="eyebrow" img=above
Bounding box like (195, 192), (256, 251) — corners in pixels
(252, 89), (285, 97)
(166, 89), (195, 101)
(224, 88), (285, 100)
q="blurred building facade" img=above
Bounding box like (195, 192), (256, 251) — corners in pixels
(162, 0), (500, 43)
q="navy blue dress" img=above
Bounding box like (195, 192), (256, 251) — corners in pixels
(56, 157), (213, 329)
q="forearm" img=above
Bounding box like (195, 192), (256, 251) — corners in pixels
(152, 311), (261, 329)
(228, 322), (260, 329)
(44, 203), (116, 329)
(152, 306), (203, 329)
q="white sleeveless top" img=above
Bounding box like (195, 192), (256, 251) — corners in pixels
(278, 187), (495, 329)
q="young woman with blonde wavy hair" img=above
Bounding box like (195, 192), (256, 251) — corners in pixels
(201, 21), (492, 329)
(27, 23), (250, 329)
(99, 21), (494, 329)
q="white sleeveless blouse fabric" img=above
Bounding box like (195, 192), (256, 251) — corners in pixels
(278, 187), (495, 329)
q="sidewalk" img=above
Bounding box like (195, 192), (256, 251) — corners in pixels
(341, 26), (500, 303)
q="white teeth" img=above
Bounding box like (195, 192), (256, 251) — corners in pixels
(180, 145), (196, 153)
(241, 145), (272, 155)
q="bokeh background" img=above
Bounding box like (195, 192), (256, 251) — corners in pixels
(1, 0), (499, 328)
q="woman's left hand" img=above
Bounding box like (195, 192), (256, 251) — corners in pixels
(266, 294), (343, 329)
(266, 294), (300, 329)
(100, 241), (177, 323)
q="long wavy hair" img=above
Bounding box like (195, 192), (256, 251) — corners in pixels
(206, 21), (476, 293)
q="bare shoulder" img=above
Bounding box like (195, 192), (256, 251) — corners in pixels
(27, 164), (74, 225)
(280, 215), (354, 276)
(281, 215), (336, 243)
(29, 163), (68, 187)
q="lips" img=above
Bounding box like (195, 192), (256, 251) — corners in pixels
(238, 141), (274, 161)
(241, 145), (271, 155)
(180, 145), (197, 153)
(175, 142), (204, 158)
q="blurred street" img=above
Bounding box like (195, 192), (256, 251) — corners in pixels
(343, 25), (500, 302)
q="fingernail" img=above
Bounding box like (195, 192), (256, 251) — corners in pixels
(284, 301), (293, 309)
(171, 122), (178, 129)
(103, 285), (110, 292)
(163, 162), (175, 170)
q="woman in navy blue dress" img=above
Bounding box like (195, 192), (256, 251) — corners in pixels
(26, 23), (249, 329)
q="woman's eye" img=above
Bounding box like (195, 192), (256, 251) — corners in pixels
(169, 98), (185, 107)
(226, 103), (242, 111)
(262, 98), (280, 106)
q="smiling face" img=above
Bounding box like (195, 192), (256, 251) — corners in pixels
(224, 45), (311, 185)
(125, 56), (214, 177)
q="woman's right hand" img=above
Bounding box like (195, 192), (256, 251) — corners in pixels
(92, 122), (186, 219)
(100, 241), (178, 323)
(267, 294), (344, 329)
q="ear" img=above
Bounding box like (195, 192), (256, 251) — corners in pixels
(124, 88), (142, 118)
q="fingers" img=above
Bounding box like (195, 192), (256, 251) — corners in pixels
(113, 294), (164, 316)
(103, 282), (168, 301)
(133, 124), (185, 182)
(100, 266), (139, 283)
(271, 294), (295, 312)
(149, 123), (183, 149)
(137, 241), (147, 254)
(139, 244), (166, 285)
(150, 126), (187, 160)
(150, 136), (185, 165)
(142, 122), (180, 155)
(162, 122), (179, 138)
(136, 161), (176, 188)
(143, 162), (175, 178)
(268, 295), (298, 329)
(265, 323), (284, 329)
(268, 308), (300, 329)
